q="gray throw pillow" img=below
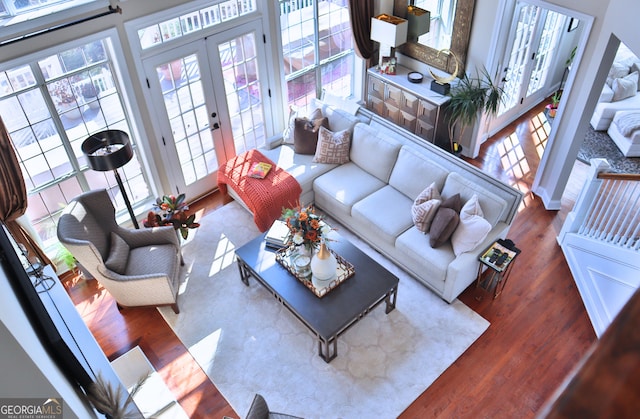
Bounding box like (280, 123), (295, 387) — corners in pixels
(104, 232), (129, 274)
(429, 193), (462, 248)
(293, 115), (329, 154)
(612, 71), (639, 102)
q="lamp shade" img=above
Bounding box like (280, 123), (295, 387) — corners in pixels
(407, 6), (430, 39)
(371, 14), (408, 47)
(82, 130), (134, 172)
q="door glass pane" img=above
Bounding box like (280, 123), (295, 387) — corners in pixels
(219, 32), (265, 154)
(498, 4), (540, 117)
(156, 55), (217, 185)
(526, 10), (563, 96)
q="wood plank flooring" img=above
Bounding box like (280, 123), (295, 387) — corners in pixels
(64, 102), (597, 418)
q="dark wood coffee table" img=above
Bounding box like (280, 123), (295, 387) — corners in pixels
(235, 231), (399, 363)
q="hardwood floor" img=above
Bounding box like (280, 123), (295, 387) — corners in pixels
(64, 102), (597, 418)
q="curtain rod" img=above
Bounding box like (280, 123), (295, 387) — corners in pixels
(0, 5), (122, 48)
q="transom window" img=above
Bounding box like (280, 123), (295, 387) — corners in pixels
(137, 0), (257, 50)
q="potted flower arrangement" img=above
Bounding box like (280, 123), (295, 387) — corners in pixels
(281, 205), (332, 253)
(546, 91), (561, 118)
(143, 193), (200, 239)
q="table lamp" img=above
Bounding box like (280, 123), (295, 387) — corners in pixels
(371, 14), (408, 72)
(81, 130), (139, 228)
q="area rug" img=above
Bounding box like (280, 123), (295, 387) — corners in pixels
(158, 202), (489, 418)
(578, 126), (640, 173)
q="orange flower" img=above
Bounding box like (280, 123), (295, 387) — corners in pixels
(305, 230), (318, 241)
(310, 219), (320, 229)
(299, 212), (308, 221)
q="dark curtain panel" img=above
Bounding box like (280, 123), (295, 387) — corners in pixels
(0, 116), (54, 269)
(348, 0), (374, 61)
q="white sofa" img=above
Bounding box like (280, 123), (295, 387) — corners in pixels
(590, 44), (640, 131)
(229, 101), (523, 303)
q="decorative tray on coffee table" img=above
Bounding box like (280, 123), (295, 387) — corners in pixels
(275, 247), (355, 298)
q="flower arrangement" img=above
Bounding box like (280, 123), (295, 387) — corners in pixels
(143, 193), (200, 239)
(282, 205), (332, 252)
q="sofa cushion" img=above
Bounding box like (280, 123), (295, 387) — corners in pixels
(293, 115), (328, 154)
(411, 182), (442, 233)
(451, 194), (492, 256)
(313, 162), (386, 220)
(607, 62), (631, 87)
(395, 227), (455, 291)
(429, 194), (461, 248)
(259, 144), (338, 204)
(313, 126), (351, 164)
(441, 172), (508, 227)
(389, 146), (449, 199)
(350, 123), (401, 182)
(351, 185), (414, 247)
(311, 98), (360, 132)
(105, 232), (129, 274)
(612, 71), (639, 102)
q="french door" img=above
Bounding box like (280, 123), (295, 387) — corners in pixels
(488, 2), (565, 134)
(143, 20), (271, 199)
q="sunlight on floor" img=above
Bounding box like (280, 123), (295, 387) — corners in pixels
(211, 233), (237, 276)
(531, 111), (551, 158)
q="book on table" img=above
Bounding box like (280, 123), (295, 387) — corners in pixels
(265, 219), (291, 249)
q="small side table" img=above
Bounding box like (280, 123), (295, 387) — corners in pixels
(476, 239), (521, 300)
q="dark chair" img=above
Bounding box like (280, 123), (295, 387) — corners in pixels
(245, 394), (303, 419)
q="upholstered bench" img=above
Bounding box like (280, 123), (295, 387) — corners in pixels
(217, 149), (302, 231)
(607, 110), (640, 157)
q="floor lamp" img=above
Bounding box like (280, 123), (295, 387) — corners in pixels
(81, 130), (140, 229)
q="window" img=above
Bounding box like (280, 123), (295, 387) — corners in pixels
(0, 0), (98, 26)
(414, 0), (456, 51)
(0, 38), (150, 253)
(279, 0), (354, 109)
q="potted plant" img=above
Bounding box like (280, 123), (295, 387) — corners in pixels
(445, 67), (504, 155)
(546, 91), (561, 118)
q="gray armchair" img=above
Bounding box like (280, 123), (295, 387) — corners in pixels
(57, 189), (183, 313)
(245, 394), (303, 419)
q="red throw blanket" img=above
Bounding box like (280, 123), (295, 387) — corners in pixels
(217, 149), (302, 232)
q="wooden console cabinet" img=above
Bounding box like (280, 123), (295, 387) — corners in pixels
(367, 66), (449, 144)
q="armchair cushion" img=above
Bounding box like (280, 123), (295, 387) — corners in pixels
(105, 232), (129, 274)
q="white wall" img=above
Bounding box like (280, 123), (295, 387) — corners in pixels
(0, 270), (96, 418)
(533, 0), (640, 209)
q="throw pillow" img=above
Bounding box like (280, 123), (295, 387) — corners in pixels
(429, 193), (462, 248)
(611, 71), (639, 102)
(313, 126), (352, 164)
(293, 115), (329, 154)
(411, 182), (442, 233)
(104, 232), (129, 274)
(632, 62), (640, 90)
(606, 62), (631, 87)
(283, 107), (323, 144)
(451, 194), (492, 256)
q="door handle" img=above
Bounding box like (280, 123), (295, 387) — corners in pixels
(211, 112), (217, 118)
(212, 122), (220, 130)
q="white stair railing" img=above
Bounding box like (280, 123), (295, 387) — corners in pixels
(559, 159), (640, 251)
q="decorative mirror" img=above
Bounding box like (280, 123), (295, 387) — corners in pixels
(394, 0), (476, 76)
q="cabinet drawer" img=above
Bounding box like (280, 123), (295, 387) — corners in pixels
(399, 110), (417, 133)
(417, 99), (437, 125)
(415, 118), (435, 142)
(368, 77), (385, 100)
(385, 84), (403, 109)
(367, 95), (384, 115)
